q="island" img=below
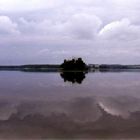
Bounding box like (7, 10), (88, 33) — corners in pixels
(0, 58), (140, 72)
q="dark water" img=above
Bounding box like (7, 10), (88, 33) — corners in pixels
(0, 71), (140, 139)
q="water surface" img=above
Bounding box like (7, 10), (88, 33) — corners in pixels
(0, 71), (140, 139)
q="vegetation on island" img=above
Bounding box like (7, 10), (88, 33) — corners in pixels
(1, 57), (140, 73)
(60, 58), (88, 71)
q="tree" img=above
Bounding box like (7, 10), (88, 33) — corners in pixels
(60, 58), (87, 71)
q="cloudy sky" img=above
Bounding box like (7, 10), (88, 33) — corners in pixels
(0, 0), (140, 65)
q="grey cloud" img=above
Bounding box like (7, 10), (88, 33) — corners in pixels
(17, 13), (102, 40)
(63, 13), (102, 39)
(18, 17), (56, 35)
(0, 0), (64, 11)
(0, 16), (20, 35)
(0, 0), (140, 64)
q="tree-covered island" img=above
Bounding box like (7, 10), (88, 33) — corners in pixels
(0, 58), (140, 72)
(60, 58), (88, 71)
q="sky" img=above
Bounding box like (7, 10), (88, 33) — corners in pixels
(0, 0), (140, 65)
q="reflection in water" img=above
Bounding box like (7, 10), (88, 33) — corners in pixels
(0, 96), (140, 138)
(0, 71), (140, 138)
(60, 72), (86, 84)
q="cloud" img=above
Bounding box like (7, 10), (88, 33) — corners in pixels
(18, 18), (50, 35)
(18, 13), (102, 40)
(0, 0), (63, 11)
(0, 16), (20, 35)
(0, 0), (140, 64)
(112, 0), (140, 9)
(99, 18), (140, 41)
(63, 13), (102, 39)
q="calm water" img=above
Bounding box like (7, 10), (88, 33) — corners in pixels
(0, 71), (140, 139)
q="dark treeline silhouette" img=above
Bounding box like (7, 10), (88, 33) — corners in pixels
(60, 71), (86, 84)
(60, 58), (87, 71)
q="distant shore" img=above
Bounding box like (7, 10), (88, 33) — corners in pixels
(0, 64), (140, 72)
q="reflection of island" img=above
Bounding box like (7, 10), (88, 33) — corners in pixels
(60, 72), (86, 84)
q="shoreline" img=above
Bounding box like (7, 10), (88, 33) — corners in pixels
(0, 64), (140, 72)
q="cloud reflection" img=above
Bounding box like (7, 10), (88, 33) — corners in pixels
(0, 96), (140, 138)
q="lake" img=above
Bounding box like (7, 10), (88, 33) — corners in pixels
(0, 71), (140, 139)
